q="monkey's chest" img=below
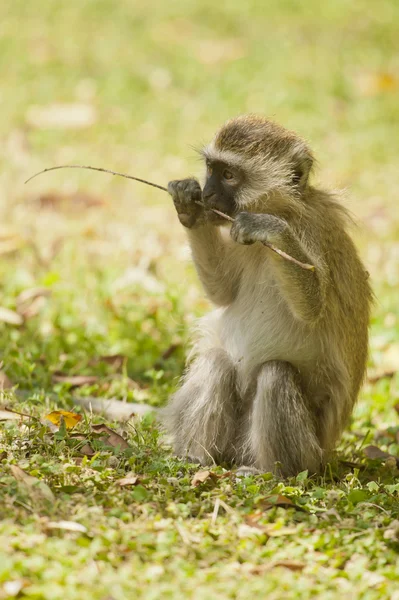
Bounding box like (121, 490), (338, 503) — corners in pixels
(218, 275), (313, 373)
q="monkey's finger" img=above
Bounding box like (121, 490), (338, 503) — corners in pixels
(178, 213), (197, 228)
(167, 180), (180, 196)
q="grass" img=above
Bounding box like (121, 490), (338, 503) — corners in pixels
(1, 0), (399, 598)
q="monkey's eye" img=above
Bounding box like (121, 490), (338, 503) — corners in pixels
(206, 163), (213, 176)
(223, 169), (234, 181)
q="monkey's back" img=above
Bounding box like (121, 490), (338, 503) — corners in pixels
(295, 188), (372, 404)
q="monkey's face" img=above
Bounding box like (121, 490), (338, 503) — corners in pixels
(202, 159), (243, 218)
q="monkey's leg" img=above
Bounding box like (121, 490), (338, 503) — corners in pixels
(249, 360), (322, 476)
(162, 348), (238, 465)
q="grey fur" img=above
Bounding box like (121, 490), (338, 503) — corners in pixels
(162, 115), (372, 477)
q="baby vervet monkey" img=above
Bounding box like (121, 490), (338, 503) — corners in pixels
(162, 114), (372, 477)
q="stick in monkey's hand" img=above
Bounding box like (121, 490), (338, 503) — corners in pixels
(25, 164), (315, 272)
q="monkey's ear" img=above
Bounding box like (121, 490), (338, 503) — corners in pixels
(291, 149), (313, 189)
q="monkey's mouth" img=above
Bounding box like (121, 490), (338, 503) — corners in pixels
(206, 210), (229, 224)
(204, 200), (236, 220)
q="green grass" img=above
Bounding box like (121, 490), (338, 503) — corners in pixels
(1, 1), (399, 598)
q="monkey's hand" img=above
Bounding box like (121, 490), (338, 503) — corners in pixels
(167, 179), (204, 229)
(230, 212), (287, 245)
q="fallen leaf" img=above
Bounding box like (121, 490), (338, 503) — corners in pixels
(73, 396), (154, 421)
(91, 423), (130, 450)
(154, 343), (181, 369)
(367, 369), (396, 384)
(0, 371), (13, 389)
(3, 580), (27, 597)
(364, 445), (399, 468)
(89, 354), (125, 371)
(35, 191), (106, 210)
(16, 287), (51, 306)
(45, 520), (87, 533)
(263, 525), (298, 537)
(43, 410), (82, 429)
(191, 470), (217, 487)
(0, 307), (23, 326)
(10, 465), (55, 502)
(260, 494), (295, 510)
(240, 518), (298, 537)
(117, 473), (140, 487)
(52, 374), (99, 387)
(272, 560), (305, 571)
(248, 560), (305, 574)
(26, 103), (97, 129)
(0, 236), (26, 256)
(16, 287), (51, 320)
(70, 434), (95, 456)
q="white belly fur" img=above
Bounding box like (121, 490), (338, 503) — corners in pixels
(193, 254), (318, 393)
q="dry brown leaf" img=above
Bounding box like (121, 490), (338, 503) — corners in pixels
(260, 494), (295, 510)
(89, 354), (125, 371)
(35, 191), (106, 211)
(16, 287), (51, 320)
(240, 516), (298, 537)
(52, 373), (98, 387)
(0, 307), (23, 326)
(355, 71), (398, 97)
(191, 470), (217, 487)
(70, 434), (95, 456)
(45, 520), (87, 533)
(271, 560), (305, 571)
(20, 296), (48, 320)
(263, 525), (298, 537)
(0, 371), (13, 390)
(117, 473), (140, 487)
(364, 445), (399, 468)
(43, 410), (82, 429)
(3, 580), (27, 597)
(91, 423), (130, 450)
(73, 396), (154, 421)
(16, 287), (51, 306)
(367, 369), (396, 384)
(0, 236), (26, 256)
(10, 465), (55, 502)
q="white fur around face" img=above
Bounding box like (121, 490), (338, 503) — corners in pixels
(202, 142), (302, 210)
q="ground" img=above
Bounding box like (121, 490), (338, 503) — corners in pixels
(0, 1), (399, 598)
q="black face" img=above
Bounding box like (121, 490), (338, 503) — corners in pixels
(202, 160), (242, 218)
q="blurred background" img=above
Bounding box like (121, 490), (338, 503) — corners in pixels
(0, 0), (398, 408)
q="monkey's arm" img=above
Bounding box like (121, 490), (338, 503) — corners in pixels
(231, 212), (326, 322)
(188, 226), (242, 306)
(168, 178), (241, 306)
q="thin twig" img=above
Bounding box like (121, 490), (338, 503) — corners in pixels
(4, 406), (39, 421)
(24, 165), (168, 192)
(25, 164), (315, 271)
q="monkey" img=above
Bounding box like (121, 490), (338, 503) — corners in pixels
(162, 114), (372, 477)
